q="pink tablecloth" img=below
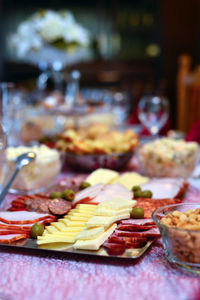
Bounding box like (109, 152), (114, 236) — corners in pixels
(0, 184), (200, 300)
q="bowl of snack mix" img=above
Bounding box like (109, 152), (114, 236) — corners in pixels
(55, 124), (139, 171)
(152, 203), (200, 273)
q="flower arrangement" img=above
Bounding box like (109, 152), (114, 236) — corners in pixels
(9, 9), (91, 66)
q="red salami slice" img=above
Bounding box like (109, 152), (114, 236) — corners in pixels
(115, 227), (160, 238)
(109, 235), (147, 244)
(48, 199), (71, 216)
(103, 242), (126, 255)
(117, 224), (157, 231)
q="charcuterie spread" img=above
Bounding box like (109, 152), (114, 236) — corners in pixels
(0, 166), (194, 261)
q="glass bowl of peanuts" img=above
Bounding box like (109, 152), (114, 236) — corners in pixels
(152, 203), (200, 274)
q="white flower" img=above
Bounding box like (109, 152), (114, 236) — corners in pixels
(8, 9), (91, 57)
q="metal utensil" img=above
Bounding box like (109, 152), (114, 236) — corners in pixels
(0, 151), (36, 205)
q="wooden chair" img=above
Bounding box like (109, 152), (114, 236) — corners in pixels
(176, 54), (200, 132)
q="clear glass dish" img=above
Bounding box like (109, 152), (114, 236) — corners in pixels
(152, 203), (200, 274)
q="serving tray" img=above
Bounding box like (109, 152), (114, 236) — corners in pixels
(0, 239), (154, 260)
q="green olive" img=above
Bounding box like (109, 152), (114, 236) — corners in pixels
(134, 190), (142, 198)
(131, 185), (141, 193)
(79, 181), (91, 190)
(49, 191), (62, 199)
(131, 207), (144, 219)
(141, 190), (153, 198)
(62, 189), (75, 201)
(30, 223), (44, 238)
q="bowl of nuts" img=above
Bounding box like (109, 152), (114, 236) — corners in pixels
(152, 203), (200, 274)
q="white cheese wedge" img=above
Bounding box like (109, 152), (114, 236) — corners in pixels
(74, 224), (117, 250)
(75, 226), (105, 240)
(111, 172), (148, 190)
(86, 169), (119, 185)
(86, 214), (130, 228)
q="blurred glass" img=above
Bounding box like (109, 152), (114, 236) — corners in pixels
(0, 83), (23, 146)
(138, 96), (169, 137)
(112, 92), (130, 126)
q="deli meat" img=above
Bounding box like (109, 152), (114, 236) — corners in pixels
(119, 218), (155, 226)
(73, 183), (104, 204)
(0, 233), (27, 243)
(115, 227), (160, 238)
(117, 224), (157, 231)
(140, 178), (187, 199)
(0, 211), (56, 224)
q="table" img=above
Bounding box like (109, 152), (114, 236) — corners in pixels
(0, 182), (200, 300)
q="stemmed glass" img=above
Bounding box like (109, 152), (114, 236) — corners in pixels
(138, 96), (169, 138)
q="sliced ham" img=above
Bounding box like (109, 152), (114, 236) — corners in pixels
(73, 183), (104, 205)
(0, 233), (27, 244)
(119, 218), (155, 226)
(90, 183), (133, 204)
(140, 178), (186, 199)
(0, 211), (56, 225)
(115, 227), (160, 238)
(0, 230), (30, 236)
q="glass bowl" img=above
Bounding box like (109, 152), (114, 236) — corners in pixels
(152, 203), (200, 274)
(6, 145), (62, 195)
(61, 151), (133, 172)
(138, 138), (199, 178)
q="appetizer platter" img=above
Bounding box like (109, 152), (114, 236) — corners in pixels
(0, 165), (191, 260)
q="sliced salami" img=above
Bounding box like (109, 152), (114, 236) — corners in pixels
(115, 227), (160, 238)
(48, 199), (71, 216)
(0, 234), (27, 244)
(117, 224), (157, 231)
(103, 242), (126, 255)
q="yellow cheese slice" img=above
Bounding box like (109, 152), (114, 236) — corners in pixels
(86, 168), (119, 185)
(67, 212), (93, 218)
(45, 226), (59, 234)
(64, 215), (89, 221)
(75, 226), (105, 241)
(86, 214), (130, 228)
(73, 224), (117, 250)
(37, 236), (75, 244)
(112, 172), (148, 190)
(76, 204), (97, 210)
(39, 243), (72, 251)
(59, 219), (86, 227)
(98, 198), (136, 210)
(51, 222), (67, 231)
(94, 208), (131, 216)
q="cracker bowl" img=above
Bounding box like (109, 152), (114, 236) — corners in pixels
(152, 203), (200, 274)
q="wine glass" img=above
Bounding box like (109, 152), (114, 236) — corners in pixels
(138, 96), (169, 137)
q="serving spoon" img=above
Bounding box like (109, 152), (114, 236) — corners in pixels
(0, 152), (36, 205)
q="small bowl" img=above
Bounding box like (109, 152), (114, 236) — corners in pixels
(138, 139), (199, 178)
(61, 151), (133, 172)
(152, 203), (200, 274)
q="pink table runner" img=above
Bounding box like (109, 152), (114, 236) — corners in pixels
(0, 183), (200, 300)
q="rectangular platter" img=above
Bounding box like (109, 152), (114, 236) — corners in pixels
(0, 239), (154, 260)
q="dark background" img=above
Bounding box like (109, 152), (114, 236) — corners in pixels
(0, 0), (200, 127)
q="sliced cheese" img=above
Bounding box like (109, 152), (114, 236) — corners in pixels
(51, 222), (67, 231)
(37, 236), (75, 244)
(45, 226), (59, 234)
(86, 214), (130, 228)
(73, 224), (117, 250)
(94, 208), (131, 216)
(64, 215), (89, 221)
(98, 198), (136, 210)
(39, 242), (72, 251)
(86, 168), (119, 185)
(75, 226), (105, 241)
(112, 172), (148, 190)
(76, 204), (97, 210)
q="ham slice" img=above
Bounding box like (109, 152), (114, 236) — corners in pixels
(115, 227), (160, 238)
(0, 233), (27, 244)
(0, 211), (55, 225)
(119, 218), (155, 226)
(141, 178), (186, 199)
(73, 183), (104, 205)
(90, 183), (133, 204)
(0, 230), (30, 236)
